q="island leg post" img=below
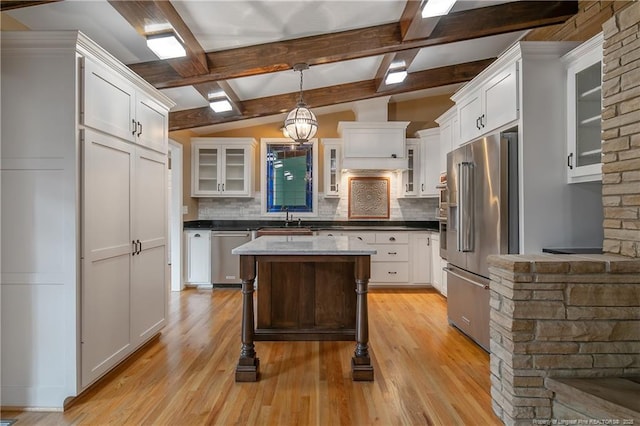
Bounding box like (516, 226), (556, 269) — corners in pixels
(236, 255), (260, 382)
(352, 255), (374, 381)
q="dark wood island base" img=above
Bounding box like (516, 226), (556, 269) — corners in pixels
(232, 236), (375, 383)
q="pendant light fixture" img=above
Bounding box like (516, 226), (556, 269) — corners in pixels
(283, 63), (318, 144)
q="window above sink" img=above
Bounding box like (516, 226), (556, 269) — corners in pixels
(260, 138), (318, 217)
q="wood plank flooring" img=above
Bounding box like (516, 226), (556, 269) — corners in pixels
(1, 287), (500, 425)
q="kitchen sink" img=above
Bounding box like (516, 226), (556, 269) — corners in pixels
(256, 226), (314, 236)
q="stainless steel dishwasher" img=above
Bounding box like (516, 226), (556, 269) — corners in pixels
(211, 231), (252, 285)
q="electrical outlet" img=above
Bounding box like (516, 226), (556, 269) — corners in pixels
(182, 205), (188, 215)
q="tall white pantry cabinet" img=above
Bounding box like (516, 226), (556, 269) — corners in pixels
(1, 31), (174, 409)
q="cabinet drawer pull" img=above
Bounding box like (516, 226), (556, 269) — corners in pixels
(389, 237), (396, 241)
(388, 252), (397, 255)
(137, 121), (142, 137)
(194, 233), (201, 238)
(462, 316), (471, 325)
(481, 114), (485, 128)
(131, 119), (136, 135)
(388, 271), (397, 275)
(132, 240), (137, 256)
(567, 153), (574, 170)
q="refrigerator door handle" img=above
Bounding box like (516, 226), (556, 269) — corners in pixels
(458, 162), (474, 252)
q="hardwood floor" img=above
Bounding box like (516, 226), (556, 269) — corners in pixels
(1, 287), (500, 425)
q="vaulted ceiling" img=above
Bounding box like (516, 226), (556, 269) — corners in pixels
(2, 1), (578, 133)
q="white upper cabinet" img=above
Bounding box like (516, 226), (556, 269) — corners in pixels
(322, 138), (342, 197)
(83, 57), (169, 154)
(338, 121), (409, 170)
(563, 33), (604, 184)
(416, 128), (440, 198)
(191, 138), (256, 197)
(435, 106), (457, 174)
(399, 139), (420, 197)
(453, 61), (519, 145)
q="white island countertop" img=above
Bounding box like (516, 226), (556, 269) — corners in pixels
(232, 235), (377, 256)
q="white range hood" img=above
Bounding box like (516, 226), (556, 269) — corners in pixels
(337, 97), (409, 171)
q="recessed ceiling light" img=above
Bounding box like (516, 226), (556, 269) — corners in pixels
(385, 70), (408, 85)
(209, 99), (233, 113)
(421, 0), (456, 18)
(146, 33), (186, 60)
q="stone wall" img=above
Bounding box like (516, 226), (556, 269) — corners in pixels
(488, 254), (640, 425)
(601, 2), (640, 258)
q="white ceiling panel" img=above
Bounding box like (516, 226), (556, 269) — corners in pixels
(227, 55), (383, 100)
(410, 31), (527, 72)
(173, 0), (406, 52)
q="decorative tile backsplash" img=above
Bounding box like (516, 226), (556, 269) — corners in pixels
(198, 193), (438, 221)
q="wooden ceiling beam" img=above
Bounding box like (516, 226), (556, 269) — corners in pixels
(131, 1), (577, 90)
(168, 59), (494, 131)
(399, 0), (443, 41)
(108, 0), (208, 78)
(192, 81), (244, 115)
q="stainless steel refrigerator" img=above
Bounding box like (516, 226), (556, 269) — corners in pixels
(445, 130), (518, 351)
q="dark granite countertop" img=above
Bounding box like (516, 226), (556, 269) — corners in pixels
(184, 219), (439, 232)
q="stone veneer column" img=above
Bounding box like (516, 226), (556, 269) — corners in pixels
(601, 1), (640, 258)
(488, 254), (640, 426)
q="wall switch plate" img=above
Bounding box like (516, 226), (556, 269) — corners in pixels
(182, 205), (188, 215)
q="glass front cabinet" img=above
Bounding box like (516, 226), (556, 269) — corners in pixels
(191, 138), (256, 197)
(563, 33), (604, 183)
(322, 138), (342, 198)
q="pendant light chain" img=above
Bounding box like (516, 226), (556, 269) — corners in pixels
(283, 63), (318, 144)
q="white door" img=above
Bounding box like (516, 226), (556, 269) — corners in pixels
(81, 129), (133, 388)
(135, 94), (168, 154)
(83, 58), (135, 142)
(131, 147), (167, 348)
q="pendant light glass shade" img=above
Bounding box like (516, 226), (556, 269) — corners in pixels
(284, 63), (318, 144)
(284, 103), (318, 143)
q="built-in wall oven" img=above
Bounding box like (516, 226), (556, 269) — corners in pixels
(439, 221), (447, 259)
(436, 172), (448, 259)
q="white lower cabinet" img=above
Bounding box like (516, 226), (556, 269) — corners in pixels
(319, 230), (432, 287)
(429, 232), (447, 296)
(185, 230), (212, 284)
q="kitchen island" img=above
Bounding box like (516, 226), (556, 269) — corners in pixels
(231, 235), (376, 382)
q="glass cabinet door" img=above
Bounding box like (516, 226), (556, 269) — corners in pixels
(401, 142), (419, 197)
(565, 33), (603, 183)
(574, 61), (602, 168)
(223, 147), (246, 193)
(322, 141), (341, 198)
(197, 147), (219, 193)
